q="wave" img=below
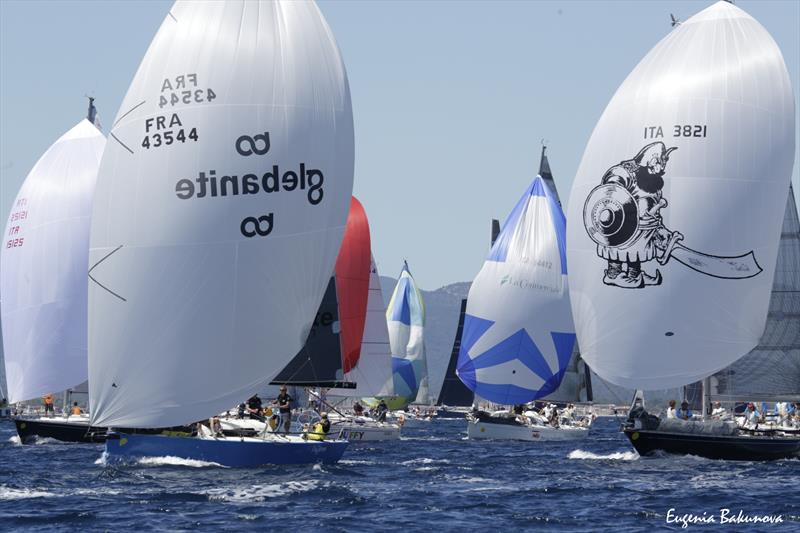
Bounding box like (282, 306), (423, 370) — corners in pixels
(567, 449), (639, 461)
(204, 480), (320, 503)
(400, 457), (450, 465)
(7, 435), (21, 446)
(338, 459), (376, 466)
(0, 486), (56, 500)
(136, 455), (226, 468)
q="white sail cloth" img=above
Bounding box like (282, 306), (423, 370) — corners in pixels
(329, 255), (394, 398)
(89, 0), (354, 428)
(566, 1), (795, 389)
(1, 120), (105, 404)
(457, 176), (575, 405)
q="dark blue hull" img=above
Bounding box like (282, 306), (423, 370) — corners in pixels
(105, 432), (348, 467)
(624, 428), (800, 461)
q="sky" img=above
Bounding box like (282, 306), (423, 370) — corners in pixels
(1, 0), (798, 291)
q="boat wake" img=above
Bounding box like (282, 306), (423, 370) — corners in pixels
(135, 455), (226, 468)
(567, 449), (639, 461)
(204, 480), (321, 503)
(0, 486), (56, 500)
(400, 457), (450, 466)
(7, 435), (21, 446)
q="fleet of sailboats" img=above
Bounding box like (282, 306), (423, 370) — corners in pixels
(1, 0), (797, 466)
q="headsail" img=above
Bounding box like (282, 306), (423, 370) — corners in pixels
(457, 176), (576, 405)
(566, 1), (795, 390)
(329, 254), (394, 398)
(386, 263), (427, 405)
(88, 0), (354, 428)
(1, 119), (105, 404)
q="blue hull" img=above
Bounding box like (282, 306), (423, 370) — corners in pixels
(105, 432), (348, 467)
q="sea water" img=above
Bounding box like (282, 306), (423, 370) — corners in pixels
(1, 417), (798, 531)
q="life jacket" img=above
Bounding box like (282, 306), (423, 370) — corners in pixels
(307, 422), (326, 441)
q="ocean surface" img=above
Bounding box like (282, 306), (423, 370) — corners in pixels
(1, 416), (798, 532)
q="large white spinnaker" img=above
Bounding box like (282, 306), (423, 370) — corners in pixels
(566, 1), (795, 390)
(89, 0), (354, 428)
(1, 119), (105, 404)
(457, 176), (575, 405)
(386, 263), (427, 405)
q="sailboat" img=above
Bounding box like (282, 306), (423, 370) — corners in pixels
(90, 0), (355, 466)
(457, 175), (590, 441)
(566, 1), (798, 460)
(2, 101), (107, 443)
(367, 262), (428, 411)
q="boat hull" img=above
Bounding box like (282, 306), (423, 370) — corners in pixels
(335, 422), (401, 442)
(467, 419), (589, 441)
(624, 428), (800, 461)
(105, 432), (349, 467)
(14, 417), (107, 444)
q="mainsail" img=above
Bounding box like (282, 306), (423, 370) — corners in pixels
(1, 117), (105, 404)
(566, 1), (795, 390)
(386, 263), (427, 405)
(271, 197), (371, 388)
(457, 176), (576, 405)
(88, 0), (354, 428)
(436, 299), (474, 407)
(707, 186), (800, 403)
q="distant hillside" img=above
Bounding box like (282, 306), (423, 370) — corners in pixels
(379, 276), (680, 407)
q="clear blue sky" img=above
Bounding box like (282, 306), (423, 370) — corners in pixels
(1, 0), (797, 290)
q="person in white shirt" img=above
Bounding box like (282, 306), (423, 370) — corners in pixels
(711, 401), (727, 419)
(666, 399), (677, 419)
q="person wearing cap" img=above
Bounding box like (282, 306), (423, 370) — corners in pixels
(676, 400), (692, 421)
(273, 386), (293, 434)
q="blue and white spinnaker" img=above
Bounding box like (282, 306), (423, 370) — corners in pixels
(386, 262), (428, 405)
(457, 176), (575, 405)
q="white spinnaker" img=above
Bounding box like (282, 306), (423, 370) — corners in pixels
(566, 1), (795, 390)
(1, 120), (105, 404)
(329, 255), (393, 398)
(89, 0), (354, 428)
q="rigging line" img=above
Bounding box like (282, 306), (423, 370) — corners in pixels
(88, 245), (127, 302)
(168, 11), (177, 22)
(109, 133), (133, 154)
(112, 100), (147, 128)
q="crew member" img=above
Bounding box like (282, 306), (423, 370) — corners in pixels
(246, 394), (263, 419)
(375, 399), (388, 422)
(353, 402), (364, 416)
(677, 400), (692, 420)
(666, 400), (677, 419)
(70, 402), (82, 416)
(274, 386), (293, 433)
(307, 412), (331, 441)
(43, 394), (55, 417)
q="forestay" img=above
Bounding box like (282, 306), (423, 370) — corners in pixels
(1, 119), (105, 404)
(457, 176), (575, 405)
(89, 0), (354, 428)
(566, 1), (795, 389)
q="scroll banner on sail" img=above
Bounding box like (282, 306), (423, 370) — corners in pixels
(566, 1), (795, 390)
(457, 176), (575, 405)
(89, 0), (354, 428)
(1, 120), (105, 404)
(386, 264), (427, 404)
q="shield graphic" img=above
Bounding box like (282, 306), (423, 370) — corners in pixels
(583, 183), (638, 247)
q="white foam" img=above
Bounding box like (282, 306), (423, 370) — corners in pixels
(136, 455), (225, 468)
(400, 457), (450, 465)
(0, 486), (56, 500)
(567, 449), (639, 461)
(205, 480), (320, 503)
(7, 435), (21, 446)
(94, 451), (108, 465)
(339, 459), (375, 466)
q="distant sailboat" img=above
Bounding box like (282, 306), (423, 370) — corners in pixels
(566, 1), (798, 459)
(2, 100), (106, 443)
(90, 0), (355, 466)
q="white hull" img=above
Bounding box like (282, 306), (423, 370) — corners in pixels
(336, 421), (401, 442)
(467, 419), (590, 441)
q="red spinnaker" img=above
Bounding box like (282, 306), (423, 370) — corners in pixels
(335, 197), (372, 373)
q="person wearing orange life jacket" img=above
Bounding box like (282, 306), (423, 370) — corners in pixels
(42, 394), (55, 417)
(70, 402), (82, 416)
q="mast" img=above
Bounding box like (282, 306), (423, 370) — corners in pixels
(86, 96), (97, 124)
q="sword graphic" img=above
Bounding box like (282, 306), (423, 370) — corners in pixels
(657, 231), (762, 279)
